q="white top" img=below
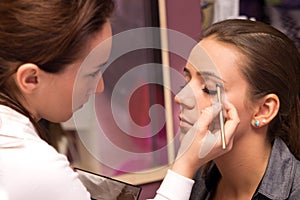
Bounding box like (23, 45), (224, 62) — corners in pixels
(153, 170), (194, 200)
(0, 105), (194, 200)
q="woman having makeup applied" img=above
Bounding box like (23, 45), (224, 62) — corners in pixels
(0, 0), (240, 199)
(174, 19), (300, 200)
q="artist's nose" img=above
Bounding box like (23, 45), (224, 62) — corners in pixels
(95, 77), (104, 94)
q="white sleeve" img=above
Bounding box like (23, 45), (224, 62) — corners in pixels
(150, 170), (195, 200)
(1, 139), (91, 200)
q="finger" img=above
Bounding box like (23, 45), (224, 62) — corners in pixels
(178, 122), (198, 155)
(224, 101), (240, 125)
(223, 101), (240, 146)
(197, 103), (222, 130)
(177, 103), (221, 157)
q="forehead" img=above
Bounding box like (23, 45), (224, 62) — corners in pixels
(188, 38), (243, 80)
(82, 21), (112, 62)
(187, 41), (220, 77)
(74, 21), (112, 71)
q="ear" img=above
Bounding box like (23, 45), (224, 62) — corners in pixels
(251, 94), (280, 128)
(15, 63), (40, 94)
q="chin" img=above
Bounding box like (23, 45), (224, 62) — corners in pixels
(48, 113), (73, 123)
(179, 133), (185, 141)
(61, 114), (73, 123)
(179, 126), (190, 135)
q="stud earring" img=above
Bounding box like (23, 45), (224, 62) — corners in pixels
(254, 120), (260, 127)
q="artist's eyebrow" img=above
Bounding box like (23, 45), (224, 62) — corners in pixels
(196, 71), (225, 82)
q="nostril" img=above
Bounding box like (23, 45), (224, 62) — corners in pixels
(174, 94), (182, 104)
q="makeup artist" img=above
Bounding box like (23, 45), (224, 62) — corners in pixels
(0, 1), (239, 199)
(175, 19), (300, 200)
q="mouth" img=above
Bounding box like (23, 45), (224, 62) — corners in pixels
(178, 116), (193, 136)
(179, 116), (194, 126)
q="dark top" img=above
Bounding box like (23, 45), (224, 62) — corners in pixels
(189, 138), (300, 200)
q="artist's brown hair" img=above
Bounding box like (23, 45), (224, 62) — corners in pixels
(203, 19), (300, 159)
(0, 0), (114, 141)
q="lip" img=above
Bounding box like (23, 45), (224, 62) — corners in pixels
(179, 116), (194, 126)
(178, 116), (193, 135)
(179, 116), (194, 127)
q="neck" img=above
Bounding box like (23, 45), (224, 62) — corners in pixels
(213, 131), (272, 199)
(18, 95), (41, 122)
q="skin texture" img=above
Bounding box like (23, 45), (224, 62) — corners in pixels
(200, 38), (274, 200)
(174, 35), (281, 199)
(15, 21), (112, 123)
(171, 37), (242, 179)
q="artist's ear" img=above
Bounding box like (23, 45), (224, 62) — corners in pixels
(15, 63), (40, 94)
(251, 94), (280, 128)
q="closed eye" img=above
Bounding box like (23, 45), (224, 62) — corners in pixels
(89, 68), (102, 78)
(88, 61), (107, 78)
(202, 86), (217, 95)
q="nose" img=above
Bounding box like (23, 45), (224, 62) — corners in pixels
(95, 77), (104, 94)
(174, 84), (196, 109)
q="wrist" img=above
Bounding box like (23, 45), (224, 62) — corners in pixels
(170, 158), (204, 179)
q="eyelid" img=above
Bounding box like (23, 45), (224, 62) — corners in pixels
(215, 82), (225, 90)
(202, 86), (217, 95)
(99, 61), (108, 68)
(89, 68), (102, 77)
(202, 82), (225, 96)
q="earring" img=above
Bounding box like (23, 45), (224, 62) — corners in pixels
(254, 120), (260, 127)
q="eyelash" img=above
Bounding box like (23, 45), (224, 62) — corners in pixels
(89, 69), (101, 78)
(202, 86), (217, 95)
(182, 72), (219, 96)
(180, 84), (218, 96)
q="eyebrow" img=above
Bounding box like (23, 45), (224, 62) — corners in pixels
(197, 71), (225, 82)
(183, 67), (225, 82)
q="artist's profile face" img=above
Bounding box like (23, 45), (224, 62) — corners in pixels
(72, 21), (112, 113)
(39, 21), (112, 122)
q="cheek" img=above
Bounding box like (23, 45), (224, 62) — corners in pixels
(226, 91), (253, 133)
(194, 90), (213, 113)
(226, 88), (249, 112)
(225, 92), (244, 118)
(73, 80), (87, 98)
